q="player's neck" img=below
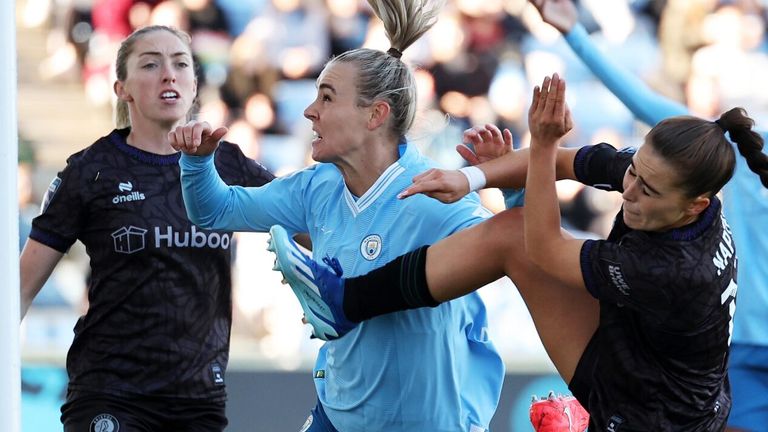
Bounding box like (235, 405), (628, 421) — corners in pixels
(338, 143), (400, 197)
(126, 122), (180, 155)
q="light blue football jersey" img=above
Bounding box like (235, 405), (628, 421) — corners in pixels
(180, 143), (505, 431)
(566, 24), (768, 345)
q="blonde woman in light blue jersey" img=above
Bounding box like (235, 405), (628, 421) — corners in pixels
(170, 1), (505, 431)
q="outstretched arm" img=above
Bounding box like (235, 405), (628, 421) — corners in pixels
(525, 74), (586, 290)
(399, 133), (579, 202)
(531, 0), (689, 125)
(175, 121), (307, 232)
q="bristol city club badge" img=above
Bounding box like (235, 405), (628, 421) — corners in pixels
(90, 413), (119, 432)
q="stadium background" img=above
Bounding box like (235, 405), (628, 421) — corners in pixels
(16, 0), (767, 430)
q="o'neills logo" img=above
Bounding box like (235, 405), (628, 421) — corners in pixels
(112, 181), (146, 204)
(112, 191), (146, 204)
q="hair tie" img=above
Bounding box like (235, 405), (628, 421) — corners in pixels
(387, 47), (403, 59)
(714, 119), (727, 133)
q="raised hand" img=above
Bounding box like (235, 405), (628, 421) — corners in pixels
(397, 168), (470, 203)
(168, 120), (228, 156)
(529, 0), (579, 34)
(528, 74), (573, 149)
(458, 124), (513, 166)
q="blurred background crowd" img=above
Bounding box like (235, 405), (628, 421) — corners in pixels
(17, 0), (768, 372)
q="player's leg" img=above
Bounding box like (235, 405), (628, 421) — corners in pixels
(270, 208), (598, 382)
(424, 208), (599, 383)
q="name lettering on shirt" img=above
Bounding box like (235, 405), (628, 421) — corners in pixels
(712, 214), (735, 276)
(608, 264), (631, 296)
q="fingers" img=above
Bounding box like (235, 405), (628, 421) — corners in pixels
(462, 127), (484, 147)
(411, 168), (439, 184)
(503, 128), (514, 148)
(211, 126), (229, 143)
(191, 121), (209, 147)
(484, 124), (503, 144)
(167, 120), (228, 156)
(456, 144), (480, 165)
(536, 76), (552, 113)
(169, 121), (206, 150)
(541, 75), (555, 116)
(552, 74), (566, 117)
(399, 180), (460, 203)
(531, 84), (541, 114)
(532, 73), (567, 118)
(398, 178), (442, 199)
(399, 169), (467, 202)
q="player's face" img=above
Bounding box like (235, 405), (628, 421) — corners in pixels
(621, 144), (702, 232)
(304, 62), (372, 163)
(117, 30), (197, 129)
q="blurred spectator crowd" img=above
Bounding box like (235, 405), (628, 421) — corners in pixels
(18, 0), (768, 370)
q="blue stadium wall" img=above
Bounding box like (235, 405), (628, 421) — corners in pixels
(22, 365), (568, 431)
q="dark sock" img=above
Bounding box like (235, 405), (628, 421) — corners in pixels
(343, 245), (440, 322)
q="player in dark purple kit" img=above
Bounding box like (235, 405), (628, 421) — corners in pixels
(270, 73), (768, 431)
(19, 26), (273, 431)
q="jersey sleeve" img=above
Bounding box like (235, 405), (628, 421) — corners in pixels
(564, 24), (689, 126)
(215, 141), (276, 187)
(580, 235), (673, 322)
(179, 152), (309, 233)
(573, 143), (635, 191)
(29, 157), (86, 252)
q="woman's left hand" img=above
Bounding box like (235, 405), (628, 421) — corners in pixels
(398, 168), (469, 203)
(528, 73), (573, 149)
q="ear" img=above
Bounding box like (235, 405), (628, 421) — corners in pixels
(685, 195), (711, 217)
(367, 100), (391, 131)
(114, 80), (133, 102)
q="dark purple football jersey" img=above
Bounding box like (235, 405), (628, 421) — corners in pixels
(573, 144), (734, 431)
(30, 128), (274, 400)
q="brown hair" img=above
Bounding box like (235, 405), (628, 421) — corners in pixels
(647, 107), (768, 198)
(114, 25), (197, 128)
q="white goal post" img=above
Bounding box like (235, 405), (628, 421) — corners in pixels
(1, 1), (21, 431)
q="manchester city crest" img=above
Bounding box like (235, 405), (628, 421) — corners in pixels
(360, 234), (382, 260)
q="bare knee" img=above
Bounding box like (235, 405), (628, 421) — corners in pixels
(480, 209), (532, 273)
(483, 208), (524, 248)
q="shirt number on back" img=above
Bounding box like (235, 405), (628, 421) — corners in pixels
(720, 279), (737, 345)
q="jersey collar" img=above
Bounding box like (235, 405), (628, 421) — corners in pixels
(650, 196), (722, 242)
(342, 142), (412, 217)
(109, 128), (182, 166)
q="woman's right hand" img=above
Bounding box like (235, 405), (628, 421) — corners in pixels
(530, 0), (579, 35)
(169, 120), (228, 156)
